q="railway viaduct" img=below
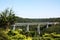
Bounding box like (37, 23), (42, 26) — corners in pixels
(12, 22), (59, 34)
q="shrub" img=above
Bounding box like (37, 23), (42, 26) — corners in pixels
(40, 33), (60, 40)
(0, 29), (11, 40)
(7, 30), (32, 40)
(0, 29), (32, 40)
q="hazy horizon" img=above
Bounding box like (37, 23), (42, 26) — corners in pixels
(0, 0), (60, 18)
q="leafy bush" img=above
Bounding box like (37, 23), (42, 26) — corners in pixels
(7, 30), (32, 40)
(7, 30), (26, 40)
(0, 29), (11, 40)
(0, 29), (32, 40)
(40, 33), (60, 40)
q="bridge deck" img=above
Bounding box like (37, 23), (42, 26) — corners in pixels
(15, 22), (59, 26)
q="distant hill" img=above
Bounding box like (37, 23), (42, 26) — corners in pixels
(16, 17), (60, 23)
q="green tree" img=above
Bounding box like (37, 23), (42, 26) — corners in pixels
(0, 8), (16, 30)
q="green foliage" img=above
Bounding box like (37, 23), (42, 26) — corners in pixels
(42, 24), (60, 34)
(24, 31), (36, 37)
(0, 29), (32, 40)
(40, 33), (60, 40)
(7, 29), (32, 40)
(0, 8), (16, 29)
(7, 30), (17, 36)
(0, 29), (11, 40)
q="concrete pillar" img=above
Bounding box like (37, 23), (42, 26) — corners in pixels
(26, 24), (29, 32)
(37, 24), (40, 34)
(46, 24), (49, 28)
(13, 25), (16, 30)
(54, 23), (57, 25)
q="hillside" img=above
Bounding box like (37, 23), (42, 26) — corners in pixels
(16, 17), (60, 23)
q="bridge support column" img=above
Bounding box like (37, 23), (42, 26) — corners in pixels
(37, 24), (40, 34)
(26, 24), (29, 32)
(13, 25), (16, 30)
(47, 24), (49, 28)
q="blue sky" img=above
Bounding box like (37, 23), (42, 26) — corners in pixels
(0, 0), (60, 18)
